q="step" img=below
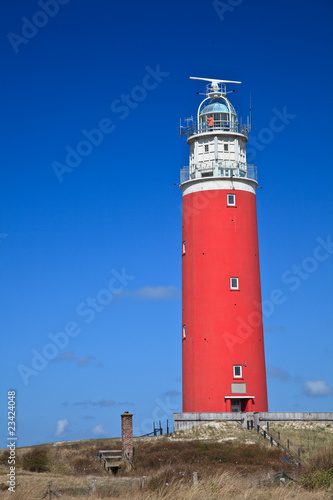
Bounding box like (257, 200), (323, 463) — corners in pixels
(97, 450), (122, 458)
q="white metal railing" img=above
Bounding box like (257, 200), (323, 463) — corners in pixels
(205, 82), (226, 95)
(179, 120), (250, 138)
(180, 162), (257, 184)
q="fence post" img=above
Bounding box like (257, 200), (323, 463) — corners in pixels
(267, 422), (269, 431)
(167, 419), (169, 435)
(193, 472), (198, 488)
(142, 476), (147, 487)
(287, 439), (289, 450)
(278, 431), (280, 440)
(41, 480), (61, 499)
(270, 436), (273, 447)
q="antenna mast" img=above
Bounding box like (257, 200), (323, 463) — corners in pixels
(249, 92), (252, 129)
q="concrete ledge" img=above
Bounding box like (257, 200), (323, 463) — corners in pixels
(256, 412), (333, 427)
(174, 412), (333, 432)
(174, 412), (243, 431)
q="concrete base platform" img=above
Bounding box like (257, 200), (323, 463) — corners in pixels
(174, 412), (333, 431)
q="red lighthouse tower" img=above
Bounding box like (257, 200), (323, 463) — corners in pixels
(180, 77), (268, 414)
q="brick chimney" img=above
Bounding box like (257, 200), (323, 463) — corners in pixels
(121, 411), (133, 460)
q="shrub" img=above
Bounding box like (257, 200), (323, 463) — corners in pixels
(303, 446), (333, 473)
(71, 448), (101, 475)
(302, 469), (333, 491)
(147, 465), (179, 492)
(302, 446), (333, 492)
(0, 450), (10, 466)
(22, 447), (49, 472)
(72, 455), (99, 474)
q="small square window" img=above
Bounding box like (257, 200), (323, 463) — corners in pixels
(182, 241), (186, 255)
(204, 145), (209, 152)
(224, 143), (229, 152)
(233, 365), (242, 378)
(227, 194), (236, 206)
(230, 277), (239, 290)
(182, 325), (186, 339)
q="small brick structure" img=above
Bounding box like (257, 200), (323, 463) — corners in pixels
(121, 411), (133, 460)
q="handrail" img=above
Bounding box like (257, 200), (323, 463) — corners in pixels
(179, 121), (250, 138)
(180, 163), (257, 184)
(256, 425), (302, 467)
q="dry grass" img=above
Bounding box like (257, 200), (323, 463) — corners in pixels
(265, 422), (333, 462)
(0, 422), (332, 499)
(0, 473), (140, 499)
(171, 421), (266, 445)
(0, 471), (329, 499)
(123, 472), (330, 500)
(131, 438), (285, 479)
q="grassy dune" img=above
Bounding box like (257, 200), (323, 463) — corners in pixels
(266, 421), (333, 461)
(0, 421), (332, 499)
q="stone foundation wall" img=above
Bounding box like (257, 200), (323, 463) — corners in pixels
(174, 411), (333, 431)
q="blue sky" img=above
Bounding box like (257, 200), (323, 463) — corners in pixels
(1, 0), (332, 447)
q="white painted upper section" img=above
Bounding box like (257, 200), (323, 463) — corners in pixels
(180, 79), (257, 186)
(181, 177), (257, 197)
(189, 135), (247, 169)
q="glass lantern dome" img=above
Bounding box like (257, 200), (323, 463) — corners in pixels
(199, 98), (237, 132)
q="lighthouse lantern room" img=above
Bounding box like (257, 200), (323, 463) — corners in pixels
(180, 77), (268, 414)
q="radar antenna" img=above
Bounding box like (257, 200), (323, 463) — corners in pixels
(190, 76), (241, 95)
(189, 77), (242, 85)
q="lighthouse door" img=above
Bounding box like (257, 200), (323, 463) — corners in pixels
(231, 399), (241, 412)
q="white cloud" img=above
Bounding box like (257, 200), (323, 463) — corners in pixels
(54, 351), (96, 367)
(74, 399), (133, 407)
(267, 366), (291, 381)
(303, 380), (333, 397)
(53, 351), (75, 363)
(61, 351), (75, 360)
(91, 424), (108, 436)
(163, 390), (181, 397)
(77, 355), (95, 367)
(119, 286), (180, 300)
(75, 399), (116, 407)
(265, 325), (286, 333)
(55, 418), (69, 437)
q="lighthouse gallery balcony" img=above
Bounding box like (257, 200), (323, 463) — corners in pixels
(180, 162), (257, 184)
(179, 120), (250, 138)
